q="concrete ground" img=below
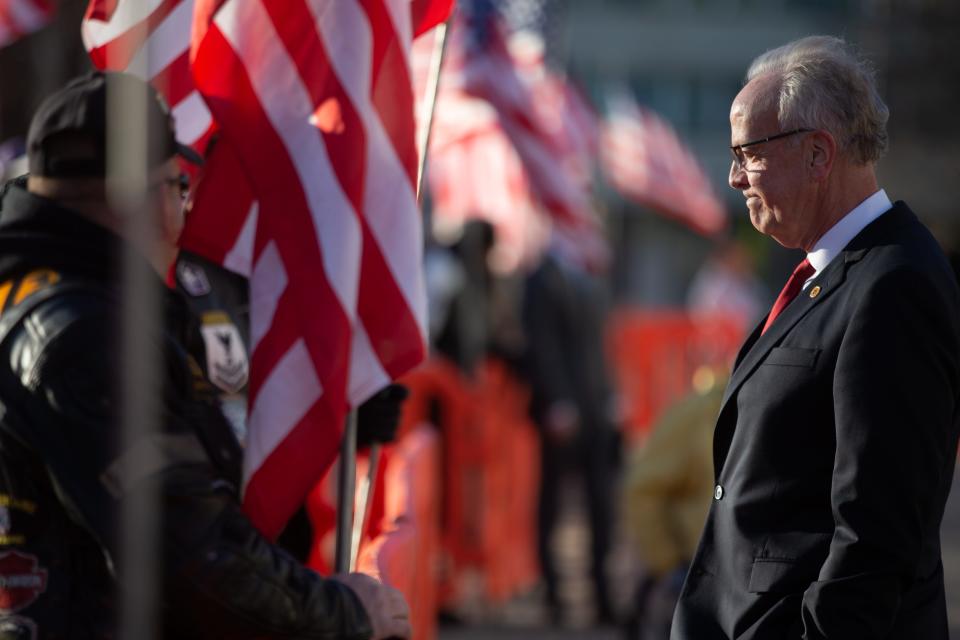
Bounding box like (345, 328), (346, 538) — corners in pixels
(440, 468), (960, 640)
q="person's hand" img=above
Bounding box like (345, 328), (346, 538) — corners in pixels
(333, 572), (411, 639)
(356, 384), (409, 448)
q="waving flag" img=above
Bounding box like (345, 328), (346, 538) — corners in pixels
(190, 0), (432, 538)
(428, 82), (548, 272)
(82, 0), (216, 163)
(0, 0), (54, 49)
(455, 0), (607, 271)
(601, 91), (727, 237)
(82, 0), (447, 538)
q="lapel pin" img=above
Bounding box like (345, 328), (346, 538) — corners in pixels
(809, 285), (821, 298)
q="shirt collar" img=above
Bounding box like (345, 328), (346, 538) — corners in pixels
(806, 189), (892, 279)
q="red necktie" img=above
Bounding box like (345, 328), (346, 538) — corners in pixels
(761, 258), (816, 335)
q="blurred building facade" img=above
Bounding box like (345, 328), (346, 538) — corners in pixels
(1, 0), (958, 306)
(560, 0), (960, 306)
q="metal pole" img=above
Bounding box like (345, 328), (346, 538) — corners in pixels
(334, 409), (359, 573)
(415, 19), (451, 202)
(339, 15), (451, 576)
(350, 444), (381, 570)
(110, 51), (162, 638)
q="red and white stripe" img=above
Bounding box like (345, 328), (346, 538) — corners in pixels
(428, 85), (550, 272)
(454, 15), (608, 271)
(0, 0), (54, 49)
(601, 92), (727, 237)
(180, 1), (449, 277)
(191, 0), (430, 538)
(82, 0), (216, 161)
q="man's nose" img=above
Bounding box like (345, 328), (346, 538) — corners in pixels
(729, 160), (748, 190)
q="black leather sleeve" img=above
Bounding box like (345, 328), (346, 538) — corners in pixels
(4, 293), (373, 639)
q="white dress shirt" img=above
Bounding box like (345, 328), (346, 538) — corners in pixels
(804, 189), (892, 289)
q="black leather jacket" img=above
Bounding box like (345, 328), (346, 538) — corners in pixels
(0, 186), (373, 639)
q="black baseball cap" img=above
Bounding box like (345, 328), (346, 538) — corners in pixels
(27, 71), (203, 178)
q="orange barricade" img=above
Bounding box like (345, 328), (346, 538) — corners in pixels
(358, 425), (441, 640)
(305, 354), (541, 627)
(607, 309), (744, 443)
(473, 358), (540, 602)
(397, 356), (540, 607)
(305, 448), (387, 576)
(397, 357), (481, 597)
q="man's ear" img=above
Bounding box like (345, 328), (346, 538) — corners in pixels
(808, 130), (837, 180)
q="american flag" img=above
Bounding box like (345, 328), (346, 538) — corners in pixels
(427, 81), (549, 272)
(601, 91), (727, 237)
(451, 0), (607, 271)
(81, 0), (216, 163)
(0, 0), (54, 49)
(83, 0), (448, 539)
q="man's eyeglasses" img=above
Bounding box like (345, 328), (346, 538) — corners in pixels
(730, 128), (812, 171)
(157, 173), (190, 202)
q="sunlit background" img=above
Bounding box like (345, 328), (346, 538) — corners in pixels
(2, 0), (959, 638)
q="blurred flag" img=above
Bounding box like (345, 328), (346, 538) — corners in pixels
(0, 0), (54, 49)
(601, 91), (727, 236)
(83, 0), (445, 538)
(449, 0), (607, 271)
(190, 0), (431, 538)
(427, 81), (548, 272)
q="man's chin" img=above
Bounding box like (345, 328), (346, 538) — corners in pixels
(748, 209), (769, 234)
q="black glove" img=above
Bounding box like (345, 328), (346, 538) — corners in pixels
(356, 383), (409, 448)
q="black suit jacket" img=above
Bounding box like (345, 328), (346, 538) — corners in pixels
(671, 202), (960, 640)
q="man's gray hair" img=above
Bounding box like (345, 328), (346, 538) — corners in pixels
(746, 35), (889, 165)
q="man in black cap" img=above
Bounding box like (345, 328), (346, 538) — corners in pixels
(0, 71), (410, 639)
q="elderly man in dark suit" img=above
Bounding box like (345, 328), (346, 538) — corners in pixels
(670, 36), (960, 640)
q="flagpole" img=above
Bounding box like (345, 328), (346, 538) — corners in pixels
(350, 443), (380, 570)
(416, 19), (450, 200)
(340, 16), (451, 575)
(334, 409), (358, 573)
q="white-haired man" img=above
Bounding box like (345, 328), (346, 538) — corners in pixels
(670, 36), (960, 639)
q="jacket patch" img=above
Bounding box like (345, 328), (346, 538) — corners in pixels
(0, 552), (48, 613)
(177, 261), (212, 297)
(0, 270), (61, 313)
(0, 496), (37, 516)
(200, 315), (248, 394)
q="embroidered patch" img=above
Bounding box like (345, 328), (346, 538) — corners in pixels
(0, 497), (36, 516)
(199, 316), (249, 394)
(0, 552), (48, 613)
(176, 260), (212, 297)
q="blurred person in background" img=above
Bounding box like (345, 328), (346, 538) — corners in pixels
(0, 71), (409, 639)
(671, 36), (960, 639)
(432, 220), (498, 376)
(522, 235), (618, 627)
(621, 366), (724, 640)
(686, 238), (768, 336)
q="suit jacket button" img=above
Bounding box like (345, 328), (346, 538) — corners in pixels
(714, 484), (724, 500)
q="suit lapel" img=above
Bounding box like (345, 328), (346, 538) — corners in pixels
(719, 259), (846, 408)
(713, 250), (868, 476)
(712, 202), (913, 475)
